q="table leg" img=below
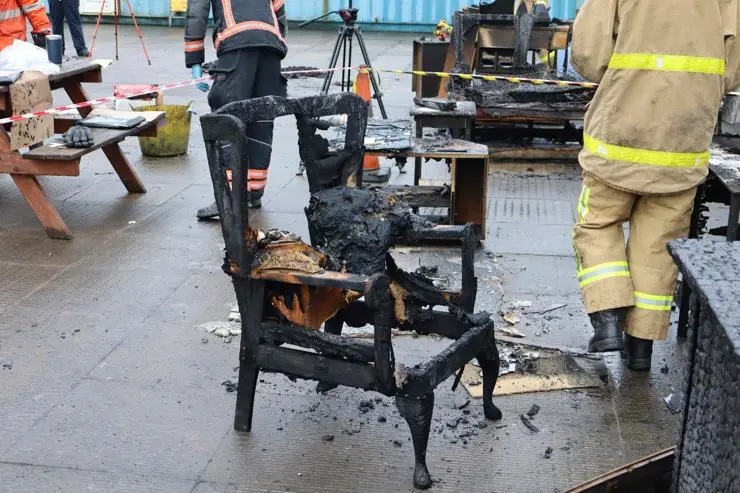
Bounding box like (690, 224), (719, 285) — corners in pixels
(453, 157), (487, 236)
(727, 194), (740, 241)
(678, 186), (706, 339)
(414, 120), (423, 186)
(11, 174), (72, 239)
(64, 82), (93, 118)
(103, 143), (147, 194)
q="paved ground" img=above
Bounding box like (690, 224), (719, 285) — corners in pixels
(0, 26), (692, 492)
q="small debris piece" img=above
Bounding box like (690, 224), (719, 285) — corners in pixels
(392, 439), (403, 447)
(415, 265), (439, 277)
(663, 393), (682, 414)
(532, 303), (568, 315)
(201, 338), (209, 344)
(446, 417), (461, 429)
(223, 336), (232, 344)
(358, 399), (375, 413)
(502, 311), (521, 325)
(322, 435), (335, 442)
(2, 363), (12, 370)
(660, 365), (669, 374)
(473, 421), (488, 429)
(498, 326), (527, 338)
(457, 399), (471, 410)
(510, 300), (532, 309)
(520, 414), (540, 432)
(526, 404), (541, 418)
(544, 446), (553, 459)
(377, 416), (387, 423)
(214, 328), (231, 338)
(222, 380), (237, 393)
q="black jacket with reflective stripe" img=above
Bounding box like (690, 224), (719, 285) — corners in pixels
(184, 0), (287, 68)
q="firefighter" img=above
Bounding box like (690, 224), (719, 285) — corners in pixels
(185, 0), (287, 220)
(0, 0), (51, 51)
(571, 0), (740, 370)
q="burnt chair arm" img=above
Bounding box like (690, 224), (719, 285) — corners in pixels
(248, 269), (371, 292)
(200, 113), (253, 272)
(413, 223), (481, 313)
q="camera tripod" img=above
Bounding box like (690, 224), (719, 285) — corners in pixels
(299, 3), (387, 118)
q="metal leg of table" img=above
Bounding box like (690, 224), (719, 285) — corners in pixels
(678, 186), (705, 339)
(727, 194), (740, 241)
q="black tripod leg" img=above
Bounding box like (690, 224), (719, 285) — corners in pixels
(355, 28), (387, 119)
(322, 28), (345, 94)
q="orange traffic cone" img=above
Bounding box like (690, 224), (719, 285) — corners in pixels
(354, 66), (381, 175)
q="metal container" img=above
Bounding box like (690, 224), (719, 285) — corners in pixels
(46, 34), (62, 65)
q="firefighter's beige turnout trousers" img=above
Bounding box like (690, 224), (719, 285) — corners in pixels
(572, 173), (696, 341)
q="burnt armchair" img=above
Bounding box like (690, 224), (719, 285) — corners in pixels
(200, 93), (501, 490)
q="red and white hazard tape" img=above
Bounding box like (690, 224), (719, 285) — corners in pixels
(0, 66), (356, 126)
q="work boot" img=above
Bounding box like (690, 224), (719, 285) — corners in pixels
(624, 333), (653, 371)
(249, 197), (262, 209)
(588, 308), (625, 352)
(77, 49), (89, 57)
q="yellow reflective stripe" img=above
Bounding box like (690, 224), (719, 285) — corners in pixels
(577, 261), (631, 288)
(577, 185), (590, 223)
(583, 134), (709, 168)
(609, 53), (725, 75)
(634, 291), (673, 311)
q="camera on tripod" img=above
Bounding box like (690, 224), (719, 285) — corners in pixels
(297, 0), (387, 119)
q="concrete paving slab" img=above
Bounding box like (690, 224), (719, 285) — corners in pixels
(485, 223), (576, 256)
(0, 464), (196, 493)
(488, 197), (576, 225)
(2, 378), (231, 479)
(499, 254), (579, 296)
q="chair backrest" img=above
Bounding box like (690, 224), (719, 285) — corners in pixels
(199, 93), (369, 278)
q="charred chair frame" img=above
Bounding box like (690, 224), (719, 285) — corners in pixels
(201, 93), (500, 490)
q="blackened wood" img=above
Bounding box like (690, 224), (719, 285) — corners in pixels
(460, 224), (478, 312)
(234, 278), (265, 432)
(260, 321), (374, 363)
(395, 393), (435, 490)
(366, 275), (397, 395)
(382, 185), (451, 208)
(398, 322), (493, 396)
(256, 345), (378, 391)
(404, 310), (474, 340)
(476, 336), (502, 421)
(251, 270), (369, 291)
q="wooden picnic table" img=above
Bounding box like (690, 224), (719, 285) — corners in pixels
(0, 60), (164, 239)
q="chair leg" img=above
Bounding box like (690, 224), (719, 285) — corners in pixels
(234, 365), (259, 432)
(396, 393), (435, 490)
(316, 314), (343, 393)
(476, 341), (502, 421)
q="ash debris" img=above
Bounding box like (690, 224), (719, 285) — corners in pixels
(305, 187), (433, 275)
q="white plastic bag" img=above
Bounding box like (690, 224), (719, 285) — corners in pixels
(0, 40), (60, 75)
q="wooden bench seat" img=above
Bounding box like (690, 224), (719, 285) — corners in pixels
(25, 109), (164, 161)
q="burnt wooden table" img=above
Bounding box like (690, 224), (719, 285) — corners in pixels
(366, 138), (490, 238)
(0, 61), (164, 239)
(667, 239), (740, 492)
(677, 148), (740, 337)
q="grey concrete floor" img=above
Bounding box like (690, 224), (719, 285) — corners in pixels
(0, 26), (687, 492)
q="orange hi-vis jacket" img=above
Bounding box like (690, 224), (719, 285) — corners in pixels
(0, 0), (51, 51)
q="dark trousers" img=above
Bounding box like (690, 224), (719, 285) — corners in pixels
(49, 0), (87, 55)
(208, 48), (285, 200)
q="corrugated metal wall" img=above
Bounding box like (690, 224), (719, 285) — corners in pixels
(72, 0), (583, 26)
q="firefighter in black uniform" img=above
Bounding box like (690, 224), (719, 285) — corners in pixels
(185, 0), (287, 219)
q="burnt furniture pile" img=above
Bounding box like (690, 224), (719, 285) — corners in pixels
(413, 0), (592, 152)
(200, 93), (501, 490)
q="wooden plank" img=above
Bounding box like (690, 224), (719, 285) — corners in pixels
(256, 345), (378, 391)
(249, 269), (370, 292)
(23, 111), (165, 161)
(453, 157), (487, 237)
(0, 128), (79, 176)
(566, 448), (675, 493)
(383, 185), (451, 208)
(366, 138), (489, 159)
(11, 174), (72, 239)
(477, 102), (587, 121)
(488, 143), (581, 161)
(260, 322), (375, 363)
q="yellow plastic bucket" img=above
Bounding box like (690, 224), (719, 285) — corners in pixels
(134, 103), (193, 157)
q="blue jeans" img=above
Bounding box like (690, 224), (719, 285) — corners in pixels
(49, 0), (88, 55)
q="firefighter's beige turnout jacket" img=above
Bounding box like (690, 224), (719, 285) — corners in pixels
(573, 0), (740, 194)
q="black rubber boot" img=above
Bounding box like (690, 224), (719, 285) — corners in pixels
(624, 333), (653, 371)
(588, 308), (625, 352)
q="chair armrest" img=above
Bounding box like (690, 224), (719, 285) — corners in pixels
(250, 269), (370, 292)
